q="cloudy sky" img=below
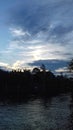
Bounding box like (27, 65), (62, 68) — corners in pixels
(0, 0), (73, 71)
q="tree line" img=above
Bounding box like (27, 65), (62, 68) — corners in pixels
(0, 60), (72, 102)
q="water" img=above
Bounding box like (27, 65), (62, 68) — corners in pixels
(0, 93), (73, 130)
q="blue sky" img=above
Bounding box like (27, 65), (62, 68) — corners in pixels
(0, 0), (73, 72)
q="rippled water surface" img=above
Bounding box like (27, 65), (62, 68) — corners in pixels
(0, 93), (73, 130)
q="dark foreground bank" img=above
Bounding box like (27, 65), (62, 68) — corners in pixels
(0, 69), (73, 102)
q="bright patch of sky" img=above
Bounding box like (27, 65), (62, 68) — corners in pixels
(0, 0), (73, 71)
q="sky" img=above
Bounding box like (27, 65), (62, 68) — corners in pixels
(0, 0), (73, 72)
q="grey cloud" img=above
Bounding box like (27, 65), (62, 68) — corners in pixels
(53, 51), (72, 56)
(51, 25), (73, 37)
(28, 59), (68, 71)
(8, 0), (73, 46)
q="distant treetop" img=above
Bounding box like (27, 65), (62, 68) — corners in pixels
(68, 59), (73, 72)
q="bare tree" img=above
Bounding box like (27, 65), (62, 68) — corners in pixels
(40, 64), (46, 72)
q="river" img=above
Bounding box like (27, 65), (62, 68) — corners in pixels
(0, 93), (73, 130)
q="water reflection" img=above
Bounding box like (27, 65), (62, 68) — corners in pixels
(0, 93), (72, 130)
(69, 93), (73, 129)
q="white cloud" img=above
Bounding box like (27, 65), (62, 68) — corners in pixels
(2, 27), (73, 68)
(0, 62), (12, 71)
(0, 61), (26, 70)
(55, 67), (68, 73)
(0, 62), (9, 67)
(12, 60), (25, 69)
(10, 27), (30, 37)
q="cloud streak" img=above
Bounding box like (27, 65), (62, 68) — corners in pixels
(9, 0), (73, 37)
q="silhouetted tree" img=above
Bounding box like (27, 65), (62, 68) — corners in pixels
(32, 67), (40, 74)
(68, 59), (73, 72)
(40, 64), (46, 72)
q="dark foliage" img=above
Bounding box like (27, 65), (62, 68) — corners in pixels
(68, 59), (73, 72)
(0, 68), (73, 102)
